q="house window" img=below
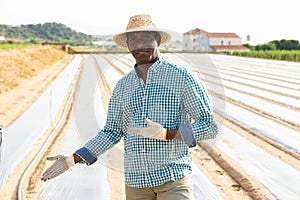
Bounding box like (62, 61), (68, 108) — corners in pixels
(193, 38), (196, 43)
(221, 40), (224, 46)
(228, 41), (231, 46)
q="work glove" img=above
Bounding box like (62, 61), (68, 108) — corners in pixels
(41, 154), (75, 182)
(128, 119), (167, 141)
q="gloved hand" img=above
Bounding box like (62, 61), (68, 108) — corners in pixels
(128, 119), (167, 141)
(41, 154), (75, 182)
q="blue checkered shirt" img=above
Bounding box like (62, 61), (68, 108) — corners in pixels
(75, 56), (218, 188)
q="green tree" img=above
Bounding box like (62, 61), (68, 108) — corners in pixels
(272, 39), (300, 50)
(246, 34), (251, 43)
(255, 42), (277, 50)
(0, 22), (94, 45)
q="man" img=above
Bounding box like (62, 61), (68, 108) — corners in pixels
(41, 14), (218, 200)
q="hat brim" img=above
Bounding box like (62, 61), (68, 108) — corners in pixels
(113, 28), (171, 48)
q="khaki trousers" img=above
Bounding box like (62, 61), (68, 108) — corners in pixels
(125, 174), (194, 200)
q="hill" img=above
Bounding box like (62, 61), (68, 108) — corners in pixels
(0, 22), (93, 45)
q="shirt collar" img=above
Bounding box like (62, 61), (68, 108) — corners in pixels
(150, 56), (165, 73)
(133, 56), (165, 76)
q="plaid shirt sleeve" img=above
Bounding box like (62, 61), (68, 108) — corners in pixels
(179, 70), (218, 147)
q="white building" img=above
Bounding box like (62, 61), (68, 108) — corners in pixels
(0, 36), (5, 41)
(183, 28), (249, 52)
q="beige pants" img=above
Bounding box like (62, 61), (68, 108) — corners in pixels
(125, 174), (194, 200)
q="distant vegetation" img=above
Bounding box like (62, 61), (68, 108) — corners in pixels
(244, 39), (300, 51)
(0, 42), (39, 49)
(232, 40), (300, 62)
(0, 22), (94, 45)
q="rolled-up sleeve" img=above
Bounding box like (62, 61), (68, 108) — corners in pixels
(179, 71), (218, 147)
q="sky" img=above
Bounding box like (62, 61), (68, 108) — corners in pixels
(0, 0), (299, 45)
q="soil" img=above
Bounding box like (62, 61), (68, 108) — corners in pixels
(0, 48), (281, 200)
(0, 46), (72, 199)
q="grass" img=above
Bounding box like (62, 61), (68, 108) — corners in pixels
(0, 43), (40, 49)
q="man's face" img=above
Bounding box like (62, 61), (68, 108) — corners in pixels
(126, 31), (160, 65)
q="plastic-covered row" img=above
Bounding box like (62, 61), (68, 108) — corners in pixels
(0, 55), (82, 188)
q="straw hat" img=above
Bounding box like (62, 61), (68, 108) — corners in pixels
(113, 14), (171, 48)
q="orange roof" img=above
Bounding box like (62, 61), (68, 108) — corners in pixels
(184, 28), (240, 38)
(211, 45), (249, 51)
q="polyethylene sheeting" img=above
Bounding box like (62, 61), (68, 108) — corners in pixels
(38, 123), (110, 200)
(217, 97), (300, 154)
(0, 55), (82, 188)
(73, 56), (105, 143)
(191, 162), (223, 200)
(218, 127), (300, 200)
(38, 56), (110, 199)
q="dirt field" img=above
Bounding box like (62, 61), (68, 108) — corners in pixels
(0, 46), (72, 199)
(0, 46), (70, 127)
(1, 48), (296, 200)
